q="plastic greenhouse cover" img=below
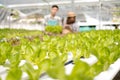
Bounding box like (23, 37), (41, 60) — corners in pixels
(1, 0), (120, 6)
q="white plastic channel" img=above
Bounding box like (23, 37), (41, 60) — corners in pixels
(0, 66), (8, 80)
(94, 58), (120, 80)
(65, 53), (98, 75)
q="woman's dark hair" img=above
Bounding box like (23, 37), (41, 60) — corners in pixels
(52, 5), (59, 9)
(66, 17), (76, 24)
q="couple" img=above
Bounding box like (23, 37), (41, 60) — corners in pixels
(44, 5), (79, 34)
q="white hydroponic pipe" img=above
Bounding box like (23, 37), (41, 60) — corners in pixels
(94, 58), (120, 80)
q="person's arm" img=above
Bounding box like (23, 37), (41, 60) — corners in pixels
(58, 17), (62, 26)
(72, 22), (80, 32)
(75, 22), (80, 32)
(62, 18), (68, 28)
(44, 16), (47, 27)
(43, 15), (49, 27)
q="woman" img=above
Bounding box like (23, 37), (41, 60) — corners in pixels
(62, 12), (79, 33)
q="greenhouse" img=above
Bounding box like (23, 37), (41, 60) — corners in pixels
(0, 0), (120, 80)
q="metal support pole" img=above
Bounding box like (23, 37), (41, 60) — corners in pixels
(99, 0), (102, 29)
(43, 0), (50, 14)
(3, 0), (6, 28)
(8, 8), (11, 28)
(71, 0), (75, 12)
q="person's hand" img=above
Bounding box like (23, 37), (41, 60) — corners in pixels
(64, 24), (70, 28)
(62, 28), (71, 34)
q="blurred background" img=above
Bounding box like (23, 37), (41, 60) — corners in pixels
(0, 0), (120, 31)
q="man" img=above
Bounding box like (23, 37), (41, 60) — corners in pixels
(63, 11), (79, 32)
(44, 5), (61, 26)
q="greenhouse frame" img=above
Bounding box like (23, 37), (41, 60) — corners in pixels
(0, 0), (120, 80)
(0, 0), (120, 30)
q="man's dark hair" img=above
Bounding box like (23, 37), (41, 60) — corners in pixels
(52, 5), (59, 9)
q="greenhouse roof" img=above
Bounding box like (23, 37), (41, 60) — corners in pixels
(0, 0), (120, 6)
(0, 0), (120, 22)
